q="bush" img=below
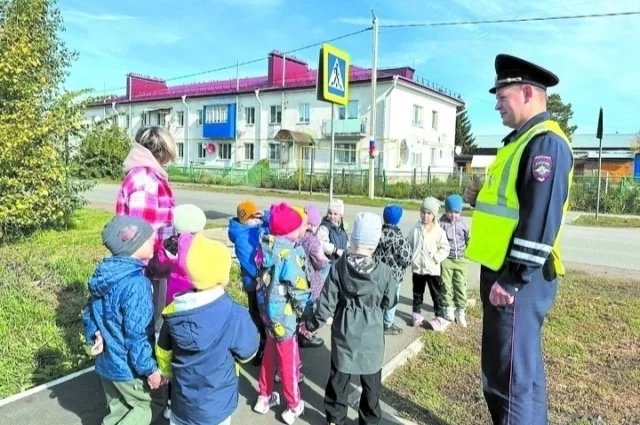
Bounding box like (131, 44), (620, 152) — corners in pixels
(73, 122), (131, 180)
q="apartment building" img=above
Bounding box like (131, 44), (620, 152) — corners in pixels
(84, 51), (465, 175)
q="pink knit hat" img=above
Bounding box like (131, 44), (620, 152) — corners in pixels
(269, 203), (303, 236)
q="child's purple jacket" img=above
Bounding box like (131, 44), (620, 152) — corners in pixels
(154, 236), (194, 305)
(298, 229), (330, 300)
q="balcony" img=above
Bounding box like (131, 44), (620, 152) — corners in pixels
(321, 118), (366, 138)
(203, 104), (236, 139)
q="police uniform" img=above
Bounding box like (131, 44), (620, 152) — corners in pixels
(465, 54), (574, 425)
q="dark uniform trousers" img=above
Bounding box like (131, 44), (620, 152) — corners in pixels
(480, 265), (558, 425)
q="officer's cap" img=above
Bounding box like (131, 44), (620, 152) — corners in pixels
(489, 54), (559, 94)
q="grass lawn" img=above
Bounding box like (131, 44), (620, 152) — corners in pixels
(0, 209), (245, 399)
(383, 270), (640, 425)
(572, 214), (640, 228)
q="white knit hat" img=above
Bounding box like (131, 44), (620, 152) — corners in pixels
(173, 204), (207, 234)
(420, 197), (441, 215)
(328, 199), (345, 216)
(350, 212), (382, 250)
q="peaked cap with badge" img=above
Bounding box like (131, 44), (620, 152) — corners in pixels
(489, 54), (559, 94)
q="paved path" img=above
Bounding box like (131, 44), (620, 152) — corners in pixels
(86, 183), (640, 271)
(0, 269), (455, 425)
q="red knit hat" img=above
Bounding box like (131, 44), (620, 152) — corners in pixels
(269, 203), (303, 236)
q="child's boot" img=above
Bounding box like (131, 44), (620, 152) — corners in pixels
(281, 401), (305, 424)
(444, 306), (455, 322)
(455, 308), (468, 328)
(253, 392), (280, 414)
(411, 312), (424, 327)
(428, 317), (452, 332)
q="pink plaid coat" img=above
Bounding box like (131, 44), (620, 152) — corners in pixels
(116, 167), (176, 246)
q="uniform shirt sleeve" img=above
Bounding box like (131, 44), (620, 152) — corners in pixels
(498, 132), (573, 288)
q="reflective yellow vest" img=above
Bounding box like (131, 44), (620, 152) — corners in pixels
(465, 119), (573, 276)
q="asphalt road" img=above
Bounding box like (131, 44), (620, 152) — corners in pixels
(86, 183), (640, 272)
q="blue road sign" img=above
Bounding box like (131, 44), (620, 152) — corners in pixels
(317, 43), (350, 106)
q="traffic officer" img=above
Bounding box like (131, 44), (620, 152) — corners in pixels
(464, 54), (574, 425)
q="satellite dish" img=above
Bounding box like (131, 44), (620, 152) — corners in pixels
(454, 146), (462, 155)
(93, 116), (101, 123)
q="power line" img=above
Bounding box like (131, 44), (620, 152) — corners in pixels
(379, 10), (640, 28)
(92, 27), (372, 94)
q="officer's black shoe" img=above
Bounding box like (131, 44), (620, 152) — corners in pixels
(298, 334), (324, 348)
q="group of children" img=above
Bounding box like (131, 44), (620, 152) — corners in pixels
(82, 193), (469, 425)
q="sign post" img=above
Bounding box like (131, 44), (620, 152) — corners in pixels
(595, 107), (604, 220)
(317, 43), (350, 202)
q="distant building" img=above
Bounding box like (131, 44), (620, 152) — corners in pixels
(456, 133), (638, 178)
(83, 51), (464, 176)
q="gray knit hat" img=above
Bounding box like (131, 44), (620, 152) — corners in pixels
(102, 216), (154, 257)
(420, 197), (441, 215)
(350, 212), (382, 250)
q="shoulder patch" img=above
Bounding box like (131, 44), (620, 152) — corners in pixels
(532, 154), (553, 182)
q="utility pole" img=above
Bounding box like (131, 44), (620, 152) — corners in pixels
(368, 9), (379, 199)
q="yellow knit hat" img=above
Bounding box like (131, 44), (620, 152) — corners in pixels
(184, 234), (232, 290)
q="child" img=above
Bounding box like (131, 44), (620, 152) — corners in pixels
(155, 234), (259, 425)
(82, 216), (165, 425)
(152, 203), (207, 420)
(439, 194), (470, 328)
(373, 204), (412, 335)
(304, 212), (398, 425)
(253, 203), (311, 424)
(317, 199), (348, 262)
(297, 204), (330, 301)
(407, 197), (451, 332)
(228, 200), (270, 365)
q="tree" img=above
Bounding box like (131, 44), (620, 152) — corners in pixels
(74, 120), (132, 180)
(547, 93), (578, 139)
(0, 0), (92, 241)
(455, 106), (477, 154)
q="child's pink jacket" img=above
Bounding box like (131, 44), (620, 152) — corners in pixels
(153, 237), (195, 305)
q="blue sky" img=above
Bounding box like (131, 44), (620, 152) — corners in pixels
(59, 0), (640, 136)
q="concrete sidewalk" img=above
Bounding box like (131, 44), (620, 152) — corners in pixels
(0, 269), (480, 425)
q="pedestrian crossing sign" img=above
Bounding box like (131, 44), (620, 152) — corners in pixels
(316, 43), (350, 105)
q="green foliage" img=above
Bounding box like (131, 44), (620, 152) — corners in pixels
(0, 0), (93, 242)
(73, 121), (131, 180)
(455, 107), (477, 154)
(548, 93), (578, 139)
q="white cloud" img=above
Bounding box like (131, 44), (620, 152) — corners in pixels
(64, 10), (137, 22)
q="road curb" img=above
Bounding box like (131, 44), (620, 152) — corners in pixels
(346, 337), (424, 424)
(0, 366), (95, 408)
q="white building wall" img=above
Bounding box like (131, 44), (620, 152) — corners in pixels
(82, 79), (461, 176)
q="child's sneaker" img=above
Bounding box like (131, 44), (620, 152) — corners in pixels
(281, 401), (305, 424)
(411, 312), (424, 327)
(455, 308), (468, 328)
(163, 400), (171, 420)
(428, 317), (452, 332)
(444, 307), (455, 322)
(253, 392), (280, 414)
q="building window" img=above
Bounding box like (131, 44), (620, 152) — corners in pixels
(338, 100), (358, 120)
(431, 110), (439, 130)
(430, 148), (436, 165)
(197, 143), (206, 159)
(269, 143), (280, 161)
(336, 143), (356, 163)
(412, 105), (423, 127)
(176, 142), (184, 159)
(219, 143), (232, 160)
(206, 105), (228, 124)
(244, 143), (255, 161)
(177, 111), (184, 127)
(141, 112), (147, 127)
(245, 107), (255, 125)
(124, 114), (130, 129)
(302, 146), (312, 161)
(197, 110), (203, 126)
(270, 105), (282, 124)
(298, 103), (310, 124)
(439, 149), (443, 160)
(411, 152), (422, 167)
(155, 112), (166, 126)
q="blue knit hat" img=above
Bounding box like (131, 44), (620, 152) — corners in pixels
(383, 204), (403, 226)
(445, 195), (463, 213)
